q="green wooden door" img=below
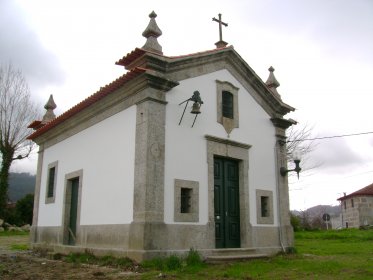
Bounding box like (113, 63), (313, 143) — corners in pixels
(68, 178), (79, 245)
(214, 158), (240, 248)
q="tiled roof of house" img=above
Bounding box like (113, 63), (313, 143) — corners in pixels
(28, 67), (146, 140)
(337, 182), (373, 200)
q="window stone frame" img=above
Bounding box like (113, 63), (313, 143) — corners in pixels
(45, 161), (58, 204)
(174, 179), (199, 222)
(256, 189), (274, 224)
(216, 80), (239, 135)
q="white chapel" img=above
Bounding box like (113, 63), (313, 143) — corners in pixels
(28, 11), (296, 261)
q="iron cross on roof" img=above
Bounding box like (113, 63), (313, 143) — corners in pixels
(212, 13), (228, 48)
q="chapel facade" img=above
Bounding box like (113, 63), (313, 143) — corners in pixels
(28, 12), (296, 261)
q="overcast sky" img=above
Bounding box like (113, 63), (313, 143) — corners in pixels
(2, 0), (373, 210)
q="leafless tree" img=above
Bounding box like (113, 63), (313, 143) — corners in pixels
(286, 123), (319, 176)
(0, 64), (39, 218)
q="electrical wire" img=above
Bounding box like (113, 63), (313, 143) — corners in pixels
(287, 131), (373, 142)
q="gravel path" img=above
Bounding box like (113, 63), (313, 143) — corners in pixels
(0, 235), (141, 279)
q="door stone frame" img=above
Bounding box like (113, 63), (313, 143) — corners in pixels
(62, 169), (83, 245)
(205, 135), (252, 248)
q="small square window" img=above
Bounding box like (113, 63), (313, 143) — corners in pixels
(174, 179), (199, 222)
(181, 188), (192, 213)
(261, 196), (269, 217)
(256, 189), (273, 224)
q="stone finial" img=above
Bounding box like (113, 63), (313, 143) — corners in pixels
(265, 66), (281, 98)
(41, 94), (57, 124)
(142, 11), (163, 54)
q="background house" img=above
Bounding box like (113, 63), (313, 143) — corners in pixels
(337, 183), (373, 228)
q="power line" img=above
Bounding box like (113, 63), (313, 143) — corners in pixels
(287, 131), (373, 142)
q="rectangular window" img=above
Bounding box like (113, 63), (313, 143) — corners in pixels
(256, 190), (273, 224)
(222, 91), (234, 119)
(47, 167), (56, 198)
(261, 196), (269, 217)
(180, 188), (192, 213)
(351, 199), (354, 208)
(45, 161), (58, 203)
(344, 201), (347, 210)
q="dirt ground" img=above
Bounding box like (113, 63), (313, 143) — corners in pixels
(0, 235), (142, 279)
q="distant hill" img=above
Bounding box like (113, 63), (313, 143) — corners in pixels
(306, 205), (341, 217)
(8, 172), (35, 202)
(291, 204), (342, 230)
(292, 205), (341, 218)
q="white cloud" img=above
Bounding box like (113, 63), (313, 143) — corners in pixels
(5, 0), (373, 209)
(0, 1), (65, 97)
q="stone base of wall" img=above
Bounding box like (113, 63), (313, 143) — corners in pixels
(30, 223), (290, 262)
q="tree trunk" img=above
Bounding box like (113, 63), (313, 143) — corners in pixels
(0, 148), (14, 218)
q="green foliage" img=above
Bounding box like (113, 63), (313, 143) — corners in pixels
(65, 252), (98, 264)
(290, 213), (301, 231)
(10, 243), (29, 250)
(2, 193), (33, 226)
(141, 257), (165, 270)
(0, 230), (28, 236)
(142, 255), (183, 271)
(185, 248), (203, 267)
(165, 255), (182, 270)
(98, 255), (133, 268)
(141, 249), (203, 273)
(62, 251), (134, 269)
(138, 229), (373, 279)
(2, 207), (20, 226)
(15, 194), (34, 225)
(3, 230), (372, 279)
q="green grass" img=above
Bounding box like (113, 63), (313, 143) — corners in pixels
(63, 251), (135, 269)
(3, 229), (372, 279)
(10, 243), (29, 251)
(137, 229), (373, 279)
(0, 230), (29, 237)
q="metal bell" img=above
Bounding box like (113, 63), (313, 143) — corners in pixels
(191, 102), (201, 114)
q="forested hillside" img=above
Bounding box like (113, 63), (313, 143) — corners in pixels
(8, 172), (35, 202)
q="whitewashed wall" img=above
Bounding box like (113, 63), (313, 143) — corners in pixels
(164, 69), (278, 226)
(37, 106), (137, 226)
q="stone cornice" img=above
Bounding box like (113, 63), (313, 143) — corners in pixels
(116, 47), (294, 118)
(32, 71), (178, 147)
(205, 135), (251, 150)
(270, 117), (297, 129)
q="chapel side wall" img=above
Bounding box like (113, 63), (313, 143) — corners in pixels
(164, 69), (278, 228)
(36, 106), (137, 227)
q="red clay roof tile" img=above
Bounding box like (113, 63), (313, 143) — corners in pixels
(338, 182), (373, 200)
(28, 67), (146, 140)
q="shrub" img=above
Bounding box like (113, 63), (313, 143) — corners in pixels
(165, 255), (182, 271)
(185, 248), (203, 266)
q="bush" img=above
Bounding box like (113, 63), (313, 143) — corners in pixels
(142, 250), (203, 272)
(16, 194), (33, 225)
(185, 248), (203, 266)
(165, 255), (182, 271)
(3, 194), (34, 226)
